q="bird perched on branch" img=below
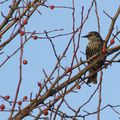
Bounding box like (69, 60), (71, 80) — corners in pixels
(82, 31), (104, 84)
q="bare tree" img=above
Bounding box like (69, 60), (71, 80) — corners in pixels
(0, 0), (120, 120)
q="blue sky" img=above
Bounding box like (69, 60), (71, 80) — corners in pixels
(0, 0), (120, 119)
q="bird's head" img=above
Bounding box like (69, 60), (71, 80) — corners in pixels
(82, 31), (102, 42)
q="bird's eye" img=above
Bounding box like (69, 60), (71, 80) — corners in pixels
(88, 34), (92, 37)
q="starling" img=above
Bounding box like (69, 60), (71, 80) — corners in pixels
(82, 31), (104, 84)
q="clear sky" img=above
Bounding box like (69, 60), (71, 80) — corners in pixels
(0, 0), (120, 119)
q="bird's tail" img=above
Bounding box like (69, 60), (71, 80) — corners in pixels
(87, 71), (97, 84)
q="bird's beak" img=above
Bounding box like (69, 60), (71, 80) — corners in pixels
(81, 34), (89, 38)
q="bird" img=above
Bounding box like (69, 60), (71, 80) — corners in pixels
(82, 31), (104, 84)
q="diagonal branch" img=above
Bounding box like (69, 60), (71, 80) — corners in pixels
(104, 6), (120, 48)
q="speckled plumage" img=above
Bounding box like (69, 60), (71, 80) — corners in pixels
(82, 31), (104, 84)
